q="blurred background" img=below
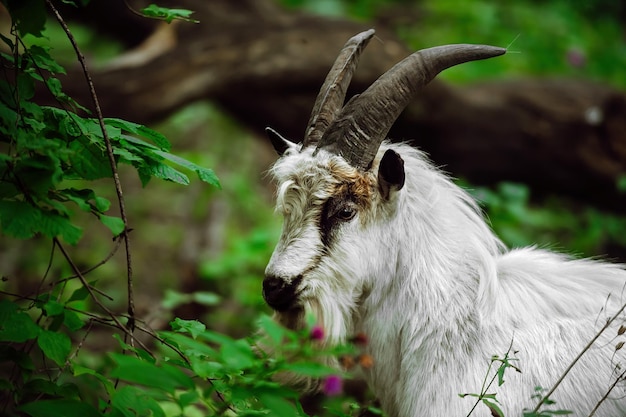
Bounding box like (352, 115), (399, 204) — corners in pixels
(2, 0), (626, 342)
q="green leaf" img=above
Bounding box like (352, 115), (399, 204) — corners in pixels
(43, 300), (65, 317)
(170, 317), (206, 339)
(67, 284), (91, 303)
(219, 338), (255, 370)
(63, 310), (85, 331)
(192, 291), (221, 306)
(73, 364), (115, 397)
(6, 0), (47, 37)
(153, 150), (220, 188)
(158, 331), (216, 358)
(141, 5), (199, 23)
(281, 362), (337, 378)
(98, 214), (125, 236)
(149, 162), (190, 185)
(0, 301), (41, 342)
(39, 210), (83, 245)
(257, 391), (300, 417)
(104, 118), (171, 151)
(483, 398), (504, 417)
(112, 385), (165, 417)
(257, 314), (286, 345)
(111, 334), (155, 363)
(109, 353), (194, 392)
(37, 330), (71, 366)
(196, 166), (221, 188)
(16, 73), (35, 100)
(22, 379), (79, 399)
(29, 45), (66, 74)
(68, 140), (112, 180)
(19, 399), (102, 417)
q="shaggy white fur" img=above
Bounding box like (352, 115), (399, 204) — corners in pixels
(265, 140), (626, 416)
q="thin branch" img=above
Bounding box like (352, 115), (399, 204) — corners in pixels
(53, 237), (151, 355)
(531, 300), (626, 412)
(46, 0), (136, 342)
(587, 368), (626, 417)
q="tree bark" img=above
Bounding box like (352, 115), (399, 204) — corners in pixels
(46, 0), (626, 210)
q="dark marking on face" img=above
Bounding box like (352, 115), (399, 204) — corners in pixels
(320, 187), (360, 247)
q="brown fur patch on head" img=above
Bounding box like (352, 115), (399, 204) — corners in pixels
(327, 160), (375, 210)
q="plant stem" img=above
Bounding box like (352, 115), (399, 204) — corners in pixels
(531, 299), (626, 413)
(45, 0), (136, 341)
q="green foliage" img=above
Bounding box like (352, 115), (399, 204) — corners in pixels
(0, 3), (372, 417)
(0, 10), (219, 244)
(523, 387), (572, 416)
(279, 0), (625, 89)
(465, 181), (626, 256)
(461, 343), (520, 417)
(141, 4), (199, 23)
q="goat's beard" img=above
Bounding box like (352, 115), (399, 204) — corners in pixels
(276, 290), (355, 347)
(261, 291), (355, 394)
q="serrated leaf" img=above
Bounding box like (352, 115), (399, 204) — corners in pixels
(196, 166), (220, 188)
(28, 45), (66, 74)
(141, 5), (198, 23)
(110, 353), (194, 392)
(149, 162), (190, 185)
(170, 318), (206, 339)
(68, 140), (111, 180)
(19, 399), (102, 417)
(37, 330), (71, 366)
(39, 210), (83, 245)
(0, 200), (40, 240)
(98, 214), (125, 236)
(153, 150), (220, 187)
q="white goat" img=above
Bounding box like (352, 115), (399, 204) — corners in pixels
(262, 29), (626, 416)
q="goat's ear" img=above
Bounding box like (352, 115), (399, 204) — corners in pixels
(266, 127), (298, 156)
(378, 149), (405, 199)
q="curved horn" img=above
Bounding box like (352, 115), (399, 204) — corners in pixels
(317, 44), (506, 170)
(301, 29), (375, 148)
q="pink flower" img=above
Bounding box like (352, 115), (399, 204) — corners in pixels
(322, 375), (343, 396)
(310, 325), (324, 341)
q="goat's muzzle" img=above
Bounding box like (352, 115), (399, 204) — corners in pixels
(262, 274), (302, 312)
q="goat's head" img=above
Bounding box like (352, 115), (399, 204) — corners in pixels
(263, 29), (505, 345)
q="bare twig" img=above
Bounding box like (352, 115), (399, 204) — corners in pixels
(46, 0), (136, 343)
(587, 368), (626, 416)
(531, 300), (626, 413)
(53, 237), (150, 354)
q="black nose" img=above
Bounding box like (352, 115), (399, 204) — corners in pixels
(262, 275), (302, 312)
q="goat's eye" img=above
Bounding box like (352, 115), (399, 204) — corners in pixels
(336, 206), (356, 221)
